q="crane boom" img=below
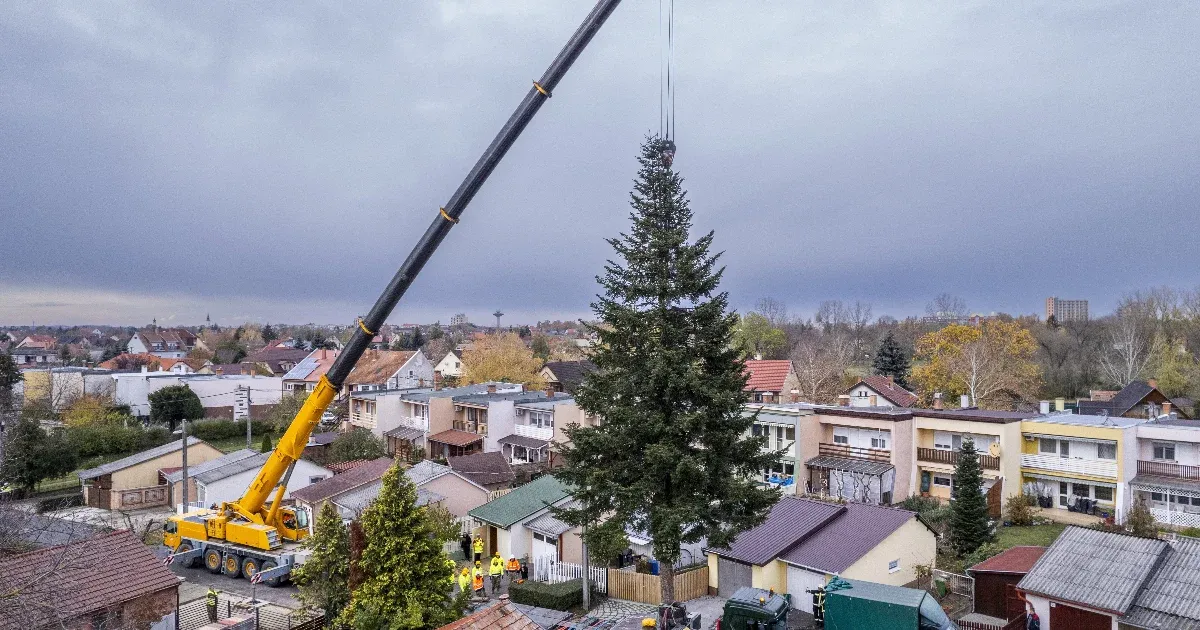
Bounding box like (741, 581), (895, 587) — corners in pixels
(232, 0), (625, 523)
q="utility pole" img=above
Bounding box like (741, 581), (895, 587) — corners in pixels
(180, 417), (189, 512)
(581, 523), (590, 610)
(245, 385), (252, 449)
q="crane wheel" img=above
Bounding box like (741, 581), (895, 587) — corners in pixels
(224, 555), (242, 577)
(241, 557), (259, 580)
(204, 549), (223, 574)
(259, 560), (281, 587)
(177, 543), (199, 568)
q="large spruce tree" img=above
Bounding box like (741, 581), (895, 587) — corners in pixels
(872, 330), (911, 389)
(556, 136), (780, 604)
(292, 502), (350, 619)
(949, 437), (993, 555)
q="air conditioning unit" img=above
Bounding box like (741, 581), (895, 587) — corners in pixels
(1025, 435), (1036, 442)
(478, 424), (488, 435)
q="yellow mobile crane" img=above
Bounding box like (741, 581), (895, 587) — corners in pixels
(163, 0), (625, 586)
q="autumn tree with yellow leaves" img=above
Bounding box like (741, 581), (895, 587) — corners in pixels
(910, 321), (1042, 409)
(461, 332), (545, 389)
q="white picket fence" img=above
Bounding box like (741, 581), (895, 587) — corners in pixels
(443, 517), (480, 556)
(531, 556), (607, 594)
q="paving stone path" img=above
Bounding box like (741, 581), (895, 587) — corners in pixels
(586, 597), (658, 621)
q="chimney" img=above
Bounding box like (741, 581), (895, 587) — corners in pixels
(838, 394), (851, 407)
(933, 393), (943, 410)
(868, 394), (877, 407)
(1163, 401), (1172, 416)
(1148, 378), (1159, 390)
(887, 375), (894, 385)
(487, 384), (496, 394)
(545, 385), (556, 399)
(961, 394), (970, 409)
(141, 365), (148, 374)
(1039, 400), (1051, 415)
(1054, 397), (1065, 412)
(433, 372), (442, 391)
(215, 366), (223, 375)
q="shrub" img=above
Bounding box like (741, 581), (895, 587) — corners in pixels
(187, 419), (272, 442)
(508, 579), (600, 611)
(899, 494), (942, 514)
(1180, 527), (1200, 539)
(962, 542), (1004, 569)
(37, 494), (83, 513)
(66, 423), (171, 459)
(1004, 494), (1034, 526)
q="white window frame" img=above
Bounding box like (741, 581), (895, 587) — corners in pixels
(888, 560), (900, 573)
(1153, 443), (1177, 461)
(933, 476), (952, 488)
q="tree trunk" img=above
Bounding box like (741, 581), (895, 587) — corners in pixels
(660, 560), (676, 605)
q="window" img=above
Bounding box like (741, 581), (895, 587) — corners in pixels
(952, 435), (963, 451)
(856, 390), (868, 398)
(752, 424), (763, 437)
(1192, 497), (1200, 507)
(753, 392), (764, 403)
(1097, 443), (1116, 460)
(1094, 486), (1113, 502)
(776, 426), (785, 448)
(1153, 443), (1177, 461)
(834, 435), (849, 445)
(888, 560), (900, 573)
(309, 476), (326, 484)
(785, 426), (796, 441)
(871, 437), (888, 449)
(1152, 492), (1164, 502)
(1040, 438), (1057, 454)
(1059, 440), (1070, 458)
(933, 476), (952, 488)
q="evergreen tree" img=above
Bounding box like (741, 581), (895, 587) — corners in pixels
(148, 385), (204, 431)
(410, 327), (425, 350)
(872, 330), (911, 389)
(555, 136), (780, 604)
(339, 464), (464, 629)
(262, 324), (279, 343)
(0, 353), (22, 419)
(949, 437), (992, 555)
(1, 415), (76, 492)
(292, 502), (351, 619)
(427, 322), (444, 341)
(260, 433), (273, 453)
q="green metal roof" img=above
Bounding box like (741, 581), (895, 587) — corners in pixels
(468, 475), (571, 529)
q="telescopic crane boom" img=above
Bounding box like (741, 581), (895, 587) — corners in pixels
(165, 0), (625, 558)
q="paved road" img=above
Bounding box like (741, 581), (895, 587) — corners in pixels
(155, 546), (303, 608)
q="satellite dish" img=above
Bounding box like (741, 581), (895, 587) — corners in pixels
(988, 442), (1001, 458)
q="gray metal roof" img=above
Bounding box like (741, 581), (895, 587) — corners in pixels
(399, 382), (519, 403)
(1017, 526), (1168, 615)
(511, 604), (571, 630)
(1027, 412), (1148, 429)
(498, 434), (549, 449)
(804, 455), (894, 476)
(162, 449), (260, 483)
(79, 437), (203, 480)
(524, 507), (574, 537)
(1129, 475), (1200, 495)
(192, 452), (269, 484)
(406, 460), (451, 486)
(1124, 538), (1200, 629)
(331, 480), (382, 514)
(384, 425), (425, 441)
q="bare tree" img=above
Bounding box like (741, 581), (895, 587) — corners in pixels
(814, 301), (849, 332)
(754, 297), (789, 329)
(790, 331), (853, 404)
(1099, 302), (1160, 387)
(926, 293), (969, 320)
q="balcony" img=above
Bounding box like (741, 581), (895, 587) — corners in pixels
(397, 415), (428, 430)
(918, 447), (999, 470)
(1020, 453), (1117, 479)
(1138, 460), (1200, 481)
(514, 424), (554, 441)
(818, 442), (890, 462)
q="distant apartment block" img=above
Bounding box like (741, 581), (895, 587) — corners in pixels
(450, 313), (469, 327)
(1045, 297), (1088, 322)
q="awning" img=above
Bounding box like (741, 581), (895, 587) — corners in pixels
(525, 510), (573, 537)
(1023, 472), (1116, 489)
(427, 429), (483, 447)
(1129, 475), (1200, 496)
(805, 455), (893, 477)
(384, 426), (424, 441)
(497, 434), (549, 449)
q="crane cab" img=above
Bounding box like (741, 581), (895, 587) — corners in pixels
(274, 506), (310, 542)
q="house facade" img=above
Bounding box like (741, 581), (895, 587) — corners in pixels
(798, 407), (914, 504)
(126, 328), (197, 359)
(539, 360), (597, 395)
(166, 449), (331, 512)
(78, 437), (223, 510)
(434, 350), (464, 379)
(343, 349), (435, 395)
(844, 375), (918, 408)
(912, 408), (1029, 505)
(467, 475), (582, 564)
(281, 348), (340, 393)
(743, 360), (800, 404)
(745, 404), (805, 489)
(1129, 416), (1200, 530)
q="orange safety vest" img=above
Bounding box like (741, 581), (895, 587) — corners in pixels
(472, 573), (484, 591)
(506, 557), (521, 572)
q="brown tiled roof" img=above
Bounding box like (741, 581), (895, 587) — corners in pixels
(743, 360), (793, 392)
(448, 451), (515, 487)
(0, 530), (180, 630)
(291, 457), (395, 504)
(98, 352), (162, 370)
(437, 596), (539, 630)
(969, 546), (1046, 574)
(327, 459), (370, 474)
(429, 429), (484, 448)
(345, 349), (417, 386)
(542, 360), (597, 394)
(853, 375), (919, 407)
(242, 346), (312, 374)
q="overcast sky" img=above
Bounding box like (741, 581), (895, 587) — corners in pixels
(2, 1), (1198, 327)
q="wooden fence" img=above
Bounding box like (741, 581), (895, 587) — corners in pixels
(606, 566), (709, 605)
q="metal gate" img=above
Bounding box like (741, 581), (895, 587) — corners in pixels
(717, 557), (752, 598)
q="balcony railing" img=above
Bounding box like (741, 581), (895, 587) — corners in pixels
(1020, 453), (1117, 479)
(818, 442), (890, 462)
(397, 415), (428, 430)
(1138, 459), (1200, 481)
(918, 447), (1000, 470)
(514, 424), (554, 441)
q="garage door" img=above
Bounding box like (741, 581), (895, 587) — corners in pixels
(1049, 601), (1111, 630)
(786, 566), (827, 614)
(717, 558), (752, 598)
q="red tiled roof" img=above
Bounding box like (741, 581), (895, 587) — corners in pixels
(327, 459), (370, 474)
(743, 360), (793, 392)
(853, 375), (920, 407)
(437, 596), (539, 630)
(345, 349), (417, 386)
(0, 530), (179, 630)
(291, 457), (395, 504)
(969, 546), (1046, 574)
(429, 429), (485, 448)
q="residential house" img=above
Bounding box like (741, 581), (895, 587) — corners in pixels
(78, 437), (223, 510)
(404, 460), (491, 518)
(343, 349), (435, 395)
(127, 328), (197, 359)
(365, 383), (513, 457)
(539, 360), (597, 395)
(447, 452), (516, 492)
(164, 449), (331, 512)
(912, 407), (1032, 507)
(303, 431), (341, 462)
(547, 399), (599, 469)
(1076, 379), (1188, 419)
(1017, 526), (1200, 630)
(745, 404), (806, 489)
(844, 375), (918, 409)
(436, 595), (540, 630)
(281, 348), (340, 394)
(798, 406), (913, 504)
(1129, 415), (1200, 530)
(703, 497), (936, 614)
(434, 350), (464, 379)
(967, 546), (1046, 621)
(1020, 413), (1143, 522)
(468, 474), (581, 564)
(743, 360), (800, 404)
(10, 347), (61, 367)
(425, 385), (553, 460)
(0, 530), (180, 630)
(14, 334), (57, 349)
(291, 457), (395, 521)
(240, 345), (310, 376)
(111, 372), (282, 419)
(21, 367), (115, 410)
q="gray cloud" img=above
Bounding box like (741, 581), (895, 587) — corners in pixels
(2, 1), (1198, 325)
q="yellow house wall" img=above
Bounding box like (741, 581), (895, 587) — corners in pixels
(560, 526), (584, 564)
(813, 414), (914, 498)
(752, 560), (786, 593)
(428, 397), (456, 435)
(913, 417), (1023, 498)
(840, 517), (936, 587)
(707, 553), (719, 589)
(110, 442), (223, 491)
(1019, 420), (1128, 481)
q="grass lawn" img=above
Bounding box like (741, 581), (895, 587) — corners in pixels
(996, 523), (1067, 549)
(35, 471), (80, 494)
